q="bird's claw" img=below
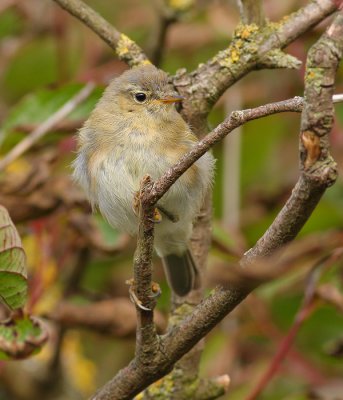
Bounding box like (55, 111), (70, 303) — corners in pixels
(148, 208), (162, 223)
(133, 187), (162, 225)
(157, 206), (179, 223)
(150, 281), (162, 298)
(126, 279), (161, 311)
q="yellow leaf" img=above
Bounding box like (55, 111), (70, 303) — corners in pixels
(4, 158), (31, 174)
(33, 284), (62, 315)
(62, 331), (97, 396)
(22, 235), (39, 272)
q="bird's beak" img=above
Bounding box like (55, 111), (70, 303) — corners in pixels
(158, 95), (184, 104)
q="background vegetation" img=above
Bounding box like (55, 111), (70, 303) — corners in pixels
(0, 1), (343, 399)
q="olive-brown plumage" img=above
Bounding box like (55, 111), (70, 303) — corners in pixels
(73, 65), (214, 296)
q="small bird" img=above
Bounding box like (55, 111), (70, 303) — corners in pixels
(73, 65), (214, 297)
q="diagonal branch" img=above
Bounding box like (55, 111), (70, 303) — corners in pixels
(92, 96), (306, 400)
(242, 11), (343, 265)
(92, 11), (343, 399)
(52, 0), (150, 67)
(177, 0), (339, 131)
(147, 96), (304, 207)
(245, 250), (343, 400)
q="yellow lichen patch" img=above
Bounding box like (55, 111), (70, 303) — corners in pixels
(145, 374), (175, 396)
(235, 23), (259, 40)
(235, 39), (243, 49)
(306, 71), (317, 81)
(217, 41), (242, 68)
(302, 130), (321, 169)
(267, 21), (280, 31)
(230, 49), (240, 63)
(115, 33), (151, 66)
(116, 34), (132, 56)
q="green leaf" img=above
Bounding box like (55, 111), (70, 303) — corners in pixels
(0, 83), (103, 147)
(0, 205), (27, 310)
(0, 9), (23, 39)
(0, 315), (48, 360)
(2, 38), (58, 100)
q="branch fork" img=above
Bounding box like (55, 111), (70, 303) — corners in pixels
(47, 0), (343, 398)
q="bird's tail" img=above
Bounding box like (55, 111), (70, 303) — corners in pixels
(161, 249), (200, 297)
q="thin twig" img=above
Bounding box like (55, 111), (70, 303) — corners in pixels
(90, 93), (340, 398)
(237, 0), (265, 25)
(93, 13), (343, 400)
(245, 250), (343, 400)
(147, 96), (304, 206)
(0, 83), (95, 172)
(333, 93), (343, 102)
(48, 298), (167, 336)
(149, 4), (176, 67)
(209, 231), (343, 288)
(143, 91), (343, 207)
(52, 0), (150, 67)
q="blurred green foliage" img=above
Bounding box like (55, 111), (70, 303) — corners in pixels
(0, 1), (342, 399)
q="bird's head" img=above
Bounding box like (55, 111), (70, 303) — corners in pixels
(103, 65), (183, 118)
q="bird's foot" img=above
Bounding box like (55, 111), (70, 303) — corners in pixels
(149, 208), (162, 223)
(150, 281), (162, 298)
(126, 279), (161, 311)
(133, 197), (162, 223)
(157, 206), (179, 223)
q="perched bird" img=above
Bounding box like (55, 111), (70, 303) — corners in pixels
(73, 65), (214, 297)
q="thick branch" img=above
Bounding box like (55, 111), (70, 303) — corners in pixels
(93, 94), (301, 400)
(93, 232), (343, 399)
(177, 0), (338, 131)
(237, 0), (265, 25)
(93, 12), (343, 399)
(48, 298), (166, 336)
(52, 0), (150, 67)
(243, 12), (343, 264)
(88, 97), (302, 399)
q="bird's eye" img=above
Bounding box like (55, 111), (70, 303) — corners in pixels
(134, 92), (147, 103)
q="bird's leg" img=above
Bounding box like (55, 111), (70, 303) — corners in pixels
(150, 281), (162, 298)
(132, 190), (163, 224)
(126, 278), (161, 311)
(149, 208), (162, 223)
(157, 205), (179, 223)
(133, 190), (163, 223)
